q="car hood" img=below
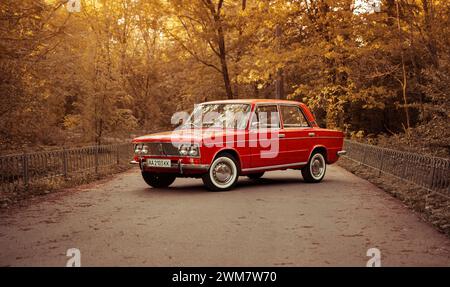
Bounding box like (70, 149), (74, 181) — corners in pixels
(132, 128), (247, 144)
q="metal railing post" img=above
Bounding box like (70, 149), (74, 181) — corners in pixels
(63, 148), (68, 178)
(116, 145), (120, 165)
(378, 149), (385, 177)
(22, 153), (29, 191)
(401, 154), (407, 178)
(361, 145), (367, 166)
(95, 146), (99, 174)
(429, 161), (436, 191)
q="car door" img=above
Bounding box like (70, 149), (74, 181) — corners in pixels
(279, 104), (315, 164)
(248, 104), (286, 169)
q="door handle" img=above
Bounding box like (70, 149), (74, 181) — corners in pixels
(278, 133), (285, 138)
(308, 132), (315, 137)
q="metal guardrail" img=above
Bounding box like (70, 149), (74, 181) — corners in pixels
(343, 139), (450, 199)
(0, 143), (133, 193)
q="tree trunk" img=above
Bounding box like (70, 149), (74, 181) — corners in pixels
(396, 0), (411, 131)
(217, 30), (233, 99)
(421, 0), (438, 68)
(205, 0), (233, 99)
(275, 25), (284, 99)
(275, 68), (284, 100)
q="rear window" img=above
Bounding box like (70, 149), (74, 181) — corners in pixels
(280, 106), (309, 128)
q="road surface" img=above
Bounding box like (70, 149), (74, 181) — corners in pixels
(0, 165), (449, 266)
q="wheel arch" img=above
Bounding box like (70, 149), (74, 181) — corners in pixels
(212, 148), (242, 172)
(307, 145), (329, 163)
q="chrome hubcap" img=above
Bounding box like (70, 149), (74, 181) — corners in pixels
(310, 154), (325, 179)
(213, 162), (232, 184)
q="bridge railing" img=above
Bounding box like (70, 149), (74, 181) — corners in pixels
(0, 143), (133, 193)
(343, 139), (450, 199)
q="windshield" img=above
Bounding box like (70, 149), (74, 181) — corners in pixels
(184, 104), (251, 129)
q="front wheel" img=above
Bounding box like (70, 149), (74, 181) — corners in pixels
(301, 152), (326, 183)
(142, 172), (176, 188)
(202, 153), (239, 191)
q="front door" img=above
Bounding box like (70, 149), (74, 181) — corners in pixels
(249, 104), (286, 169)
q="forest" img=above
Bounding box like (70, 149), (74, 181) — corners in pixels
(0, 0), (449, 157)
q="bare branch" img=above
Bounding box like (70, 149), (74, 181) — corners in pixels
(165, 30), (222, 73)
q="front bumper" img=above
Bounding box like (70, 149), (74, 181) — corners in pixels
(130, 158), (209, 174)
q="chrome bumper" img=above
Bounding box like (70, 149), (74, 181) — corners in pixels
(131, 159), (209, 173)
(179, 163), (210, 170)
(337, 150), (347, 157)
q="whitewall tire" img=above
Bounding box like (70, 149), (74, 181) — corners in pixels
(301, 151), (326, 183)
(202, 153), (239, 191)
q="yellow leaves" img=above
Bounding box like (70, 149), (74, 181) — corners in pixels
(120, 94), (134, 106)
(63, 115), (81, 130)
(42, 90), (51, 100)
(257, 1), (267, 11)
(350, 130), (365, 139)
(248, 69), (260, 81)
(324, 50), (338, 60)
(352, 86), (390, 110)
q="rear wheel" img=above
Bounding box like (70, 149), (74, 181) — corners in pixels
(301, 151), (326, 183)
(142, 172), (176, 188)
(202, 153), (239, 191)
(247, 172), (265, 180)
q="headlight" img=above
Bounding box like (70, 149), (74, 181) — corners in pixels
(178, 144), (199, 156)
(179, 144), (188, 156)
(134, 144), (149, 155)
(134, 144), (143, 154)
(141, 144), (149, 154)
(188, 145), (199, 156)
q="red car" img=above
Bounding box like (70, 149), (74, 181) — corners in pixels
(131, 99), (346, 191)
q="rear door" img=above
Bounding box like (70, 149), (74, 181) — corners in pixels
(279, 104), (315, 164)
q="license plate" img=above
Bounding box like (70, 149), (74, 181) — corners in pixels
(146, 159), (171, 168)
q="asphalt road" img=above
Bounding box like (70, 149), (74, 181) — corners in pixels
(0, 165), (449, 266)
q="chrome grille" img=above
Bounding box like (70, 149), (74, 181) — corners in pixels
(162, 143), (180, 156)
(146, 142), (180, 156)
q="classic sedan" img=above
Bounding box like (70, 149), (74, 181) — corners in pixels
(131, 99), (346, 191)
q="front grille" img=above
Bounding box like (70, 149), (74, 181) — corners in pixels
(146, 142), (180, 156)
(162, 143), (180, 156)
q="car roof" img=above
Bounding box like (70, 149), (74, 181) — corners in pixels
(200, 99), (302, 105)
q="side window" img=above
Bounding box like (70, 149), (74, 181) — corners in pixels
(251, 105), (280, 129)
(280, 106), (309, 128)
